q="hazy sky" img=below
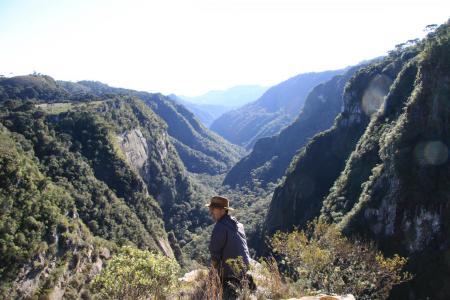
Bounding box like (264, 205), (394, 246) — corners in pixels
(0, 0), (448, 96)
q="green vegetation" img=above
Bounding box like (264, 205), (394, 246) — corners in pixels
(91, 246), (180, 300)
(0, 74), (68, 101)
(270, 220), (411, 300)
(36, 100), (104, 114)
(71, 81), (245, 175)
(1, 100), (167, 250)
(0, 19), (449, 300)
(145, 93), (245, 174)
(0, 98), (182, 297)
(264, 20), (450, 299)
(1, 76), (244, 176)
(321, 60), (420, 225)
(0, 84), (230, 295)
(0, 123), (66, 291)
(182, 173), (279, 264)
(0, 122), (115, 299)
(264, 42), (411, 237)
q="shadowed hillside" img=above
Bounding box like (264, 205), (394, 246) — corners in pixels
(223, 64), (371, 188)
(210, 70), (344, 149)
(264, 21), (450, 299)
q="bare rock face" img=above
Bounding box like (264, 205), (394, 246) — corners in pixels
(268, 22), (450, 299)
(115, 128), (175, 259)
(12, 235), (104, 299)
(264, 58), (400, 238)
(117, 128), (149, 172)
(158, 237), (175, 258)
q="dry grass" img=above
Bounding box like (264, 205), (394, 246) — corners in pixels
(173, 258), (300, 300)
(252, 257), (294, 299)
(204, 267), (223, 300)
(36, 101), (104, 115)
(171, 267), (222, 300)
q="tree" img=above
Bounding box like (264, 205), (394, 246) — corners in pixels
(424, 24), (438, 32)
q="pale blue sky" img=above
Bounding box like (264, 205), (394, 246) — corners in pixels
(0, 0), (448, 96)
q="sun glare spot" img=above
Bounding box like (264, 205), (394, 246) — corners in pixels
(414, 140), (448, 166)
(361, 74), (393, 116)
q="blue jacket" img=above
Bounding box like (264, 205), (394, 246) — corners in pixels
(209, 214), (251, 278)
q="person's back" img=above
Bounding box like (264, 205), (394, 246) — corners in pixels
(210, 214), (251, 278)
(206, 196), (255, 299)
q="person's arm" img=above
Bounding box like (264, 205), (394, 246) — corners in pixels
(209, 223), (227, 268)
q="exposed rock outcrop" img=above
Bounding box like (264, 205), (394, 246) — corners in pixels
(264, 57), (400, 236)
(117, 128), (149, 172)
(264, 21), (450, 299)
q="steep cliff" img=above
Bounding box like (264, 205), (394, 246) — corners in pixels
(0, 99), (172, 298)
(264, 58), (400, 234)
(264, 21), (450, 299)
(70, 81), (245, 175)
(0, 94), (210, 298)
(223, 65), (368, 188)
(0, 75), (223, 243)
(322, 22), (450, 299)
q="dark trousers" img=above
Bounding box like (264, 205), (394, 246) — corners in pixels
(222, 275), (257, 300)
(222, 277), (240, 300)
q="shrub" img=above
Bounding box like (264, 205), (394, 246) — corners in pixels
(91, 246), (180, 300)
(270, 219), (412, 299)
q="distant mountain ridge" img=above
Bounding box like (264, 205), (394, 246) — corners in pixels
(210, 69), (345, 149)
(0, 75), (245, 175)
(169, 85), (268, 127)
(179, 85), (268, 107)
(168, 94), (229, 127)
(63, 80), (246, 175)
(223, 64), (369, 188)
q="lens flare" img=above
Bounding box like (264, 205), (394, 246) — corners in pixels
(361, 74), (393, 116)
(414, 140), (448, 166)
